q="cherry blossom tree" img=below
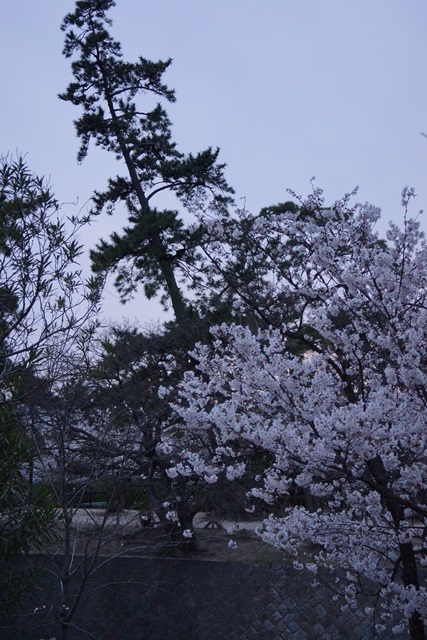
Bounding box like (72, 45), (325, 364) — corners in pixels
(170, 186), (427, 639)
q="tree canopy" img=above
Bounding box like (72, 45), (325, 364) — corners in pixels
(171, 186), (427, 639)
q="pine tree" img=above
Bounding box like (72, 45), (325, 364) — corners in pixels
(60, 0), (234, 324)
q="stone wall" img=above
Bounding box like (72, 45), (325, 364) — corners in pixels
(2, 555), (407, 640)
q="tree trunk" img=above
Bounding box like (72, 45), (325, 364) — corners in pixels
(400, 541), (425, 640)
(366, 457), (425, 640)
(60, 622), (70, 640)
(176, 506), (201, 555)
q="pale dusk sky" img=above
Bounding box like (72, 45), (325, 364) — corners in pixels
(1, 1), (426, 323)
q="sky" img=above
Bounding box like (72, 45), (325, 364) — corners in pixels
(1, 1), (427, 325)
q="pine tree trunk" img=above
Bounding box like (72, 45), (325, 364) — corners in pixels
(103, 84), (189, 326)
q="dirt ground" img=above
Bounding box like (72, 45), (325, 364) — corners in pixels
(42, 510), (286, 564)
